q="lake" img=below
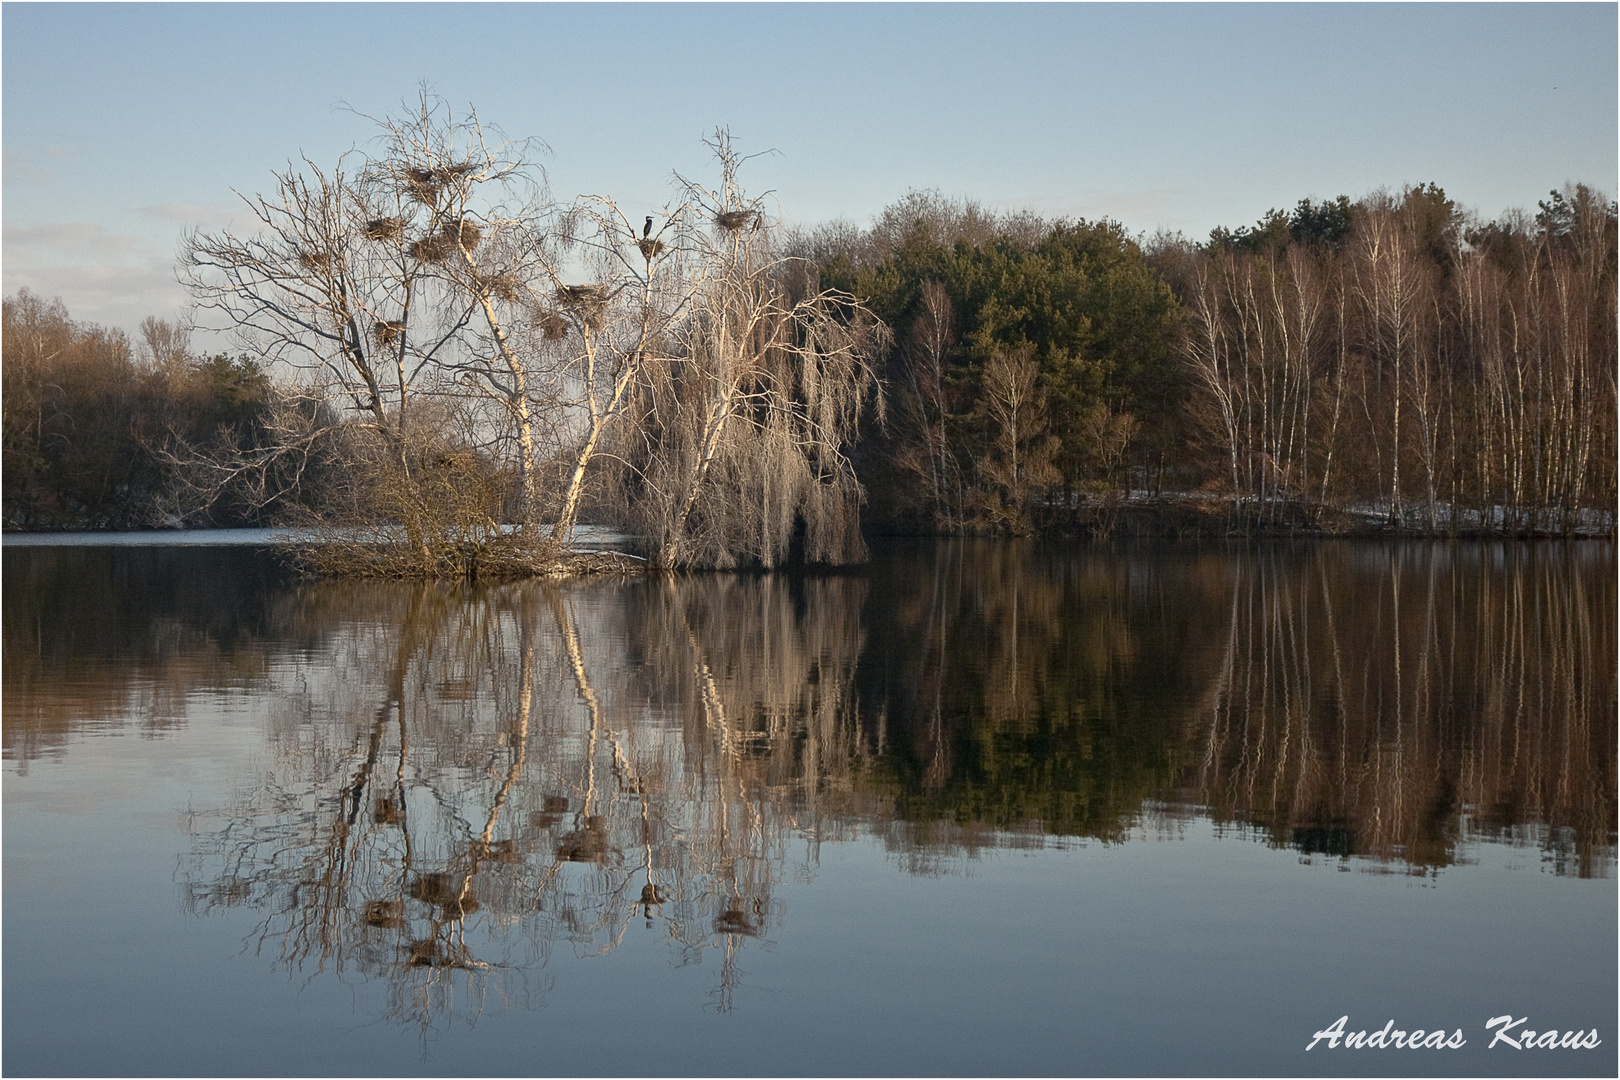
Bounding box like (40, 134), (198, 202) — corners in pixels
(3, 537), (1614, 1077)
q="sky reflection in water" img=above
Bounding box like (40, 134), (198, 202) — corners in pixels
(3, 539), (1614, 1077)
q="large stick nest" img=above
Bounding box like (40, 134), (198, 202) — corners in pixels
(372, 319), (405, 346)
(407, 873), (480, 917)
(408, 234), (454, 263)
(440, 219), (482, 250)
(363, 217), (405, 242)
(363, 900), (403, 928)
(479, 271), (522, 302)
(636, 237), (666, 260)
(536, 309), (569, 340)
(402, 161), (477, 204)
(297, 250), (333, 271)
(556, 817), (614, 863)
(403, 167), (439, 204)
(555, 284), (611, 330)
(715, 209), (758, 231)
(555, 283), (609, 304)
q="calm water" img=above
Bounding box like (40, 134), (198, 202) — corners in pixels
(3, 538), (1614, 1077)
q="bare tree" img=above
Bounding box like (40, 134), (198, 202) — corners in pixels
(1182, 252), (1246, 515)
(1350, 196), (1435, 526)
(542, 188), (700, 552)
(357, 96), (561, 535)
(181, 94), (579, 567)
(180, 108), (892, 573)
(609, 133), (889, 569)
(138, 315), (192, 372)
(184, 155), (433, 467)
(892, 281), (963, 528)
(978, 345), (1060, 533)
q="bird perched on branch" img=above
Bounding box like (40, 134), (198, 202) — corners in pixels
(643, 216), (654, 238)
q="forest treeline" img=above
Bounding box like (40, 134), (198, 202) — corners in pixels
(1, 290), (330, 530)
(3, 99), (1614, 558)
(801, 181), (1617, 536)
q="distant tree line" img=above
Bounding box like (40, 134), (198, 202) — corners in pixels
(3, 99), (1613, 555)
(798, 182), (1616, 536)
(796, 193), (1181, 533)
(1, 290), (327, 529)
(1161, 182), (1617, 534)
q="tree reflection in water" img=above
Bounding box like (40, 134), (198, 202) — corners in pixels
(4, 540), (1611, 1032)
(178, 573), (872, 1030)
(1184, 543), (1614, 876)
(866, 540), (1613, 876)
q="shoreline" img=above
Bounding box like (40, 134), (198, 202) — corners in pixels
(6, 511), (1615, 547)
(872, 495), (1618, 542)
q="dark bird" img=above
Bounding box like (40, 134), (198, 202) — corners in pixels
(643, 216), (654, 238)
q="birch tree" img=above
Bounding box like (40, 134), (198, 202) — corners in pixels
(182, 94), (569, 566)
(349, 97), (565, 536)
(610, 133), (889, 569)
(1350, 196), (1435, 526)
(978, 345), (1060, 532)
(892, 281), (963, 528)
(543, 190), (697, 551)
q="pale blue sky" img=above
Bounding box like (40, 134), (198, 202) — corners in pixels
(4, 2), (1615, 336)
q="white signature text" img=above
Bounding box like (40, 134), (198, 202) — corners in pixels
(1306, 1015), (1603, 1051)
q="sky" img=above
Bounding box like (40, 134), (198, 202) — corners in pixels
(3, 2), (1616, 338)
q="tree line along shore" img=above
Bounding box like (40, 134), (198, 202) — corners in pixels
(4, 99), (1614, 574)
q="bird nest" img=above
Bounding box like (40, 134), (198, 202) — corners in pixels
(715, 209), (758, 231)
(713, 907), (760, 936)
(480, 271), (522, 302)
(298, 250), (332, 271)
(636, 238), (666, 260)
(403, 167), (439, 203)
(408, 873), (480, 917)
(363, 217), (405, 242)
(409, 235), (454, 263)
(441, 219), (482, 250)
(556, 816), (614, 863)
(373, 319), (405, 346)
(363, 900), (404, 928)
(556, 283), (609, 305)
(403, 161), (477, 202)
(554, 284), (611, 329)
(529, 794), (569, 829)
(536, 310), (569, 340)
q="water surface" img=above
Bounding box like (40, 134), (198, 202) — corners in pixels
(4, 539), (1614, 1076)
